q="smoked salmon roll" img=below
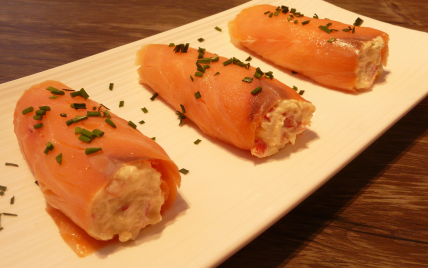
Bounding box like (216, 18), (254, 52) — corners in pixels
(228, 5), (389, 91)
(13, 81), (181, 242)
(136, 44), (315, 157)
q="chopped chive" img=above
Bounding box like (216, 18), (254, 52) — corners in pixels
(169, 43), (175, 47)
(327, 37), (336, 43)
(343, 27), (352, 32)
(293, 86), (298, 91)
(22, 106), (34, 115)
(99, 103), (110, 111)
(62, 88), (75, 92)
(39, 106), (51, 111)
(176, 111), (186, 125)
(70, 91), (80, 98)
(179, 168), (189, 174)
(210, 56), (219, 62)
(214, 72), (220, 76)
(264, 11), (270, 15)
(35, 181), (39, 186)
(66, 119), (74, 126)
(35, 110), (46, 115)
(78, 135), (92, 143)
(5, 163), (19, 167)
(0, 185), (6, 191)
(75, 127), (82, 134)
(290, 8), (296, 13)
(103, 110), (111, 119)
(0, 192), (3, 196)
(119, 100), (124, 107)
(151, 137), (156, 140)
(194, 91), (202, 99)
(245, 56), (252, 61)
(223, 58), (233, 66)
(87, 111), (100, 117)
(44, 142), (54, 154)
(291, 70), (298, 74)
(264, 71), (274, 79)
(49, 95), (59, 99)
(139, 120), (145, 124)
(190, 75), (194, 81)
(319, 24), (332, 33)
(80, 129), (95, 139)
(105, 118), (116, 128)
(253, 67), (264, 79)
(33, 115), (43, 120)
(128, 121), (137, 129)
(302, 20), (310, 25)
(141, 107), (148, 113)
(242, 77), (253, 83)
(150, 92), (158, 101)
(183, 43), (189, 53)
(10, 196), (15, 204)
(353, 17), (364, 26)
(180, 104), (186, 113)
(60, 113), (67, 117)
(50, 89), (65, 95)
(197, 58), (211, 64)
(251, 86), (262, 95)
(85, 147), (102, 155)
(109, 83), (114, 90)
(70, 103), (86, 110)
(2, 213), (18, 216)
(203, 64), (210, 69)
(74, 115), (88, 123)
(92, 129), (104, 138)
(352, 25), (356, 33)
(92, 106), (97, 110)
(173, 43), (183, 53)
(34, 123), (43, 129)
(195, 72), (204, 77)
(294, 20), (298, 24)
(198, 38), (204, 42)
(274, 11), (280, 16)
(269, 13), (273, 18)
(194, 139), (201, 145)
(55, 153), (62, 165)
(299, 90), (305, 95)
(215, 26), (222, 31)
(46, 86), (58, 91)
(313, 13), (319, 19)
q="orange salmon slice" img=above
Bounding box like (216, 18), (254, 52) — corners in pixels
(13, 81), (181, 246)
(228, 5), (389, 91)
(136, 44), (316, 157)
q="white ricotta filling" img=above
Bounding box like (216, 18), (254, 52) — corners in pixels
(89, 161), (164, 242)
(355, 36), (385, 89)
(252, 99), (315, 158)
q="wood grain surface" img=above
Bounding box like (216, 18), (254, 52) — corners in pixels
(1, 0), (427, 267)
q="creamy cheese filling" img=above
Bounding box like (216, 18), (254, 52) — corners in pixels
(89, 160), (164, 242)
(355, 36), (385, 89)
(252, 99), (315, 158)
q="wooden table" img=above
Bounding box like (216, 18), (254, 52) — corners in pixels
(1, 0), (427, 267)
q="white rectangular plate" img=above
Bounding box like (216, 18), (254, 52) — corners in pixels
(1, 0), (427, 267)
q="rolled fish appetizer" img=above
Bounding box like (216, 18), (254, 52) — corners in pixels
(228, 5), (389, 91)
(13, 81), (181, 242)
(136, 44), (315, 157)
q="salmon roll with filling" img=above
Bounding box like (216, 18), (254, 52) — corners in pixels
(228, 4), (389, 91)
(136, 44), (316, 157)
(13, 81), (181, 242)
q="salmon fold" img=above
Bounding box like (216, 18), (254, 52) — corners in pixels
(13, 81), (181, 242)
(136, 44), (316, 157)
(228, 4), (389, 91)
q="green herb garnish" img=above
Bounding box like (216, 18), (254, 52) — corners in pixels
(75, 127), (82, 134)
(251, 86), (262, 95)
(39, 106), (51, 111)
(34, 123), (43, 129)
(139, 120), (145, 124)
(198, 38), (204, 42)
(195, 72), (204, 77)
(105, 118), (116, 128)
(302, 20), (310, 25)
(10, 196), (15, 204)
(223, 58), (233, 66)
(245, 56), (252, 61)
(33, 115), (43, 120)
(60, 113), (67, 117)
(119, 100), (124, 107)
(194, 139), (201, 145)
(87, 111), (100, 117)
(70, 103), (87, 110)
(169, 43), (175, 47)
(253, 67), (264, 79)
(179, 168), (189, 174)
(215, 26), (222, 31)
(85, 147), (102, 155)
(66, 119), (74, 126)
(78, 135), (92, 143)
(128, 121), (137, 129)
(180, 104), (186, 113)
(5, 163), (19, 167)
(92, 129), (104, 138)
(22, 106), (34, 115)
(44, 142), (54, 154)
(49, 95), (59, 99)
(141, 107), (148, 113)
(55, 153), (62, 165)
(109, 83), (114, 90)
(242, 77), (253, 83)
(327, 37), (336, 43)
(194, 91), (202, 99)
(150, 92), (158, 101)
(353, 17), (364, 26)
(74, 115), (88, 123)
(176, 111), (186, 125)
(210, 57), (219, 62)
(214, 72), (220, 76)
